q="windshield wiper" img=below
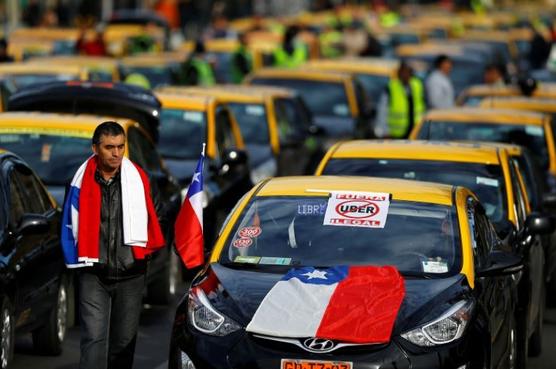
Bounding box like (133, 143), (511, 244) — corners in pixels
(223, 262), (260, 269)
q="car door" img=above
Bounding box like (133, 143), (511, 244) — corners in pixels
(468, 198), (514, 368)
(6, 161), (60, 328)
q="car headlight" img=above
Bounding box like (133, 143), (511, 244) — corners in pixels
(188, 287), (241, 336)
(250, 159), (277, 185)
(401, 300), (474, 347)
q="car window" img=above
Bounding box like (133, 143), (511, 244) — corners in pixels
(467, 198), (491, 269)
(8, 168), (25, 228)
(273, 97), (306, 142)
(508, 161), (527, 230)
(159, 108), (207, 160)
(215, 108), (237, 159)
(227, 103), (270, 145)
(15, 167), (52, 213)
(128, 126), (163, 173)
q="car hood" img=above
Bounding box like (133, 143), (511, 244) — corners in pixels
(195, 264), (470, 339)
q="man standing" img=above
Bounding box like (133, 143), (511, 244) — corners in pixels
(375, 62), (425, 138)
(425, 54), (455, 109)
(61, 122), (165, 369)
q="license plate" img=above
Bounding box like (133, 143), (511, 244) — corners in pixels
(281, 359), (353, 369)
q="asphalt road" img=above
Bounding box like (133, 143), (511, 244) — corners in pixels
(10, 297), (556, 369)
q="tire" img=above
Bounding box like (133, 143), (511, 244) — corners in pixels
(0, 299), (14, 369)
(32, 279), (68, 355)
(528, 288), (545, 357)
(147, 251), (181, 305)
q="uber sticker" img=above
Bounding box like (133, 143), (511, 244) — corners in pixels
(422, 260), (448, 274)
(232, 237), (253, 248)
(476, 177), (499, 187)
(238, 226), (262, 238)
(323, 191), (390, 228)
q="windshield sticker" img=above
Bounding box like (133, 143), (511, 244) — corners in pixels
(476, 177), (499, 187)
(183, 111), (204, 123)
(259, 257), (292, 266)
(297, 203), (327, 216)
(245, 105), (265, 116)
(0, 135), (20, 143)
(378, 160), (389, 165)
(422, 260), (448, 274)
(403, 171), (416, 179)
(323, 191), (390, 228)
(41, 144), (52, 162)
(234, 256), (260, 264)
(238, 226), (262, 238)
(525, 126), (543, 137)
(232, 237), (253, 248)
(333, 104), (349, 116)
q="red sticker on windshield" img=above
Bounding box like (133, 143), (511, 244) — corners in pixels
(238, 226), (262, 238)
(233, 237), (253, 248)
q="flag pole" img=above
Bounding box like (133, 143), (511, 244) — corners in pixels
(202, 142), (206, 156)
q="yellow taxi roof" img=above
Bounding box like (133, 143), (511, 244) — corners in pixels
(396, 43), (466, 57)
(248, 68), (353, 82)
(479, 97), (556, 113)
(461, 83), (556, 100)
(25, 56), (119, 69)
(424, 107), (546, 125)
(154, 92), (216, 111)
(158, 85), (293, 103)
(328, 140), (503, 165)
(0, 112), (137, 137)
(120, 52), (187, 67)
(306, 58), (400, 76)
(256, 175), (456, 206)
(0, 63), (83, 76)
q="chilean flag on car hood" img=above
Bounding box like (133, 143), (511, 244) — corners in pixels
(246, 265), (405, 343)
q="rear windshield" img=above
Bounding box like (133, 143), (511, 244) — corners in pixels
(159, 108), (206, 160)
(227, 103), (270, 145)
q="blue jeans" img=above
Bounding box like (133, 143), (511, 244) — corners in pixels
(79, 272), (145, 369)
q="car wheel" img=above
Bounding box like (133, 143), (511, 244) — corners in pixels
(0, 299), (14, 369)
(147, 251), (181, 305)
(528, 287), (545, 357)
(32, 279), (68, 355)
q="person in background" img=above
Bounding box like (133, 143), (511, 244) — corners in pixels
(0, 39), (14, 63)
(272, 25), (308, 68)
(375, 62), (425, 138)
(231, 33), (252, 83)
(425, 54), (454, 108)
(75, 26), (108, 56)
(177, 40), (216, 86)
(483, 63), (506, 86)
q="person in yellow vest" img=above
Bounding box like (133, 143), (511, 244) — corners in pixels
(319, 24), (344, 59)
(231, 33), (252, 83)
(272, 25), (308, 68)
(375, 62), (425, 138)
(177, 40), (216, 86)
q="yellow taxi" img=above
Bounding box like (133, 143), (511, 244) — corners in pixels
(246, 68), (373, 140)
(103, 24), (165, 56)
(410, 107), (556, 178)
(25, 55), (122, 82)
(0, 111), (183, 304)
(305, 57), (427, 102)
(171, 174), (528, 369)
(457, 83), (556, 106)
(314, 139), (547, 361)
(158, 85), (322, 177)
(120, 51), (188, 88)
(8, 27), (79, 61)
(479, 96), (556, 116)
(456, 30), (518, 62)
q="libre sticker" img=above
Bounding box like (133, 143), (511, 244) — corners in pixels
(245, 105), (265, 116)
(476, 177), (499, 187)
(234, 256), (261, 264)
(238, 226), (262, 238)
(183, 111), (204, 123)
(297, 202), (327, 216)
(323, 191), (390, 228)
(525, 126), (543, 137)
(422, 260), (449, 274)
(232, 237), (253, 248)
(259, 257), (292, 266)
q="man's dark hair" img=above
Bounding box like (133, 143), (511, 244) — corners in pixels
(433, 54), (450, 69)
(92, 121), (125, 145)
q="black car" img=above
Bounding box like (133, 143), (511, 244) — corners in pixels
(0, 151), (69, 368)
(168, 176), (532, 369)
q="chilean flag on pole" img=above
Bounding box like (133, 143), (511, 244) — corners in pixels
(175, 144), (205, 268)
(246, 265), (405, 343)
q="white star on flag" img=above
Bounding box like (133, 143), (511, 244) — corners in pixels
(303, 270), (328, 280)
(192, 172), (201, 183)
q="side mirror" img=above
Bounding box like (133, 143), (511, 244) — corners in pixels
(17, 214), (49, 235)
(542, 192), (556, 208)
(525, 212), (556, 235)
(221, 148), (248, 168)
(476, 250), (523, 278)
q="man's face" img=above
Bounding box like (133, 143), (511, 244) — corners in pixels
(92, 134), (125, 171)
(440, 60), (453, 75)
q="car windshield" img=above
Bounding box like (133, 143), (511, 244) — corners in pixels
(0, 133), (90, 185)
(418, 121), (550, 170)
(122, 65), (174, 88)
(227, 103), (270, 145)
(7, 73), (76, 90)
(221, 196), (461, 277)
(323, 159), (507, 225)
(159, 108), (206, 160)
(251, 78), (350, 118)
(355, 74), (389, 101)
